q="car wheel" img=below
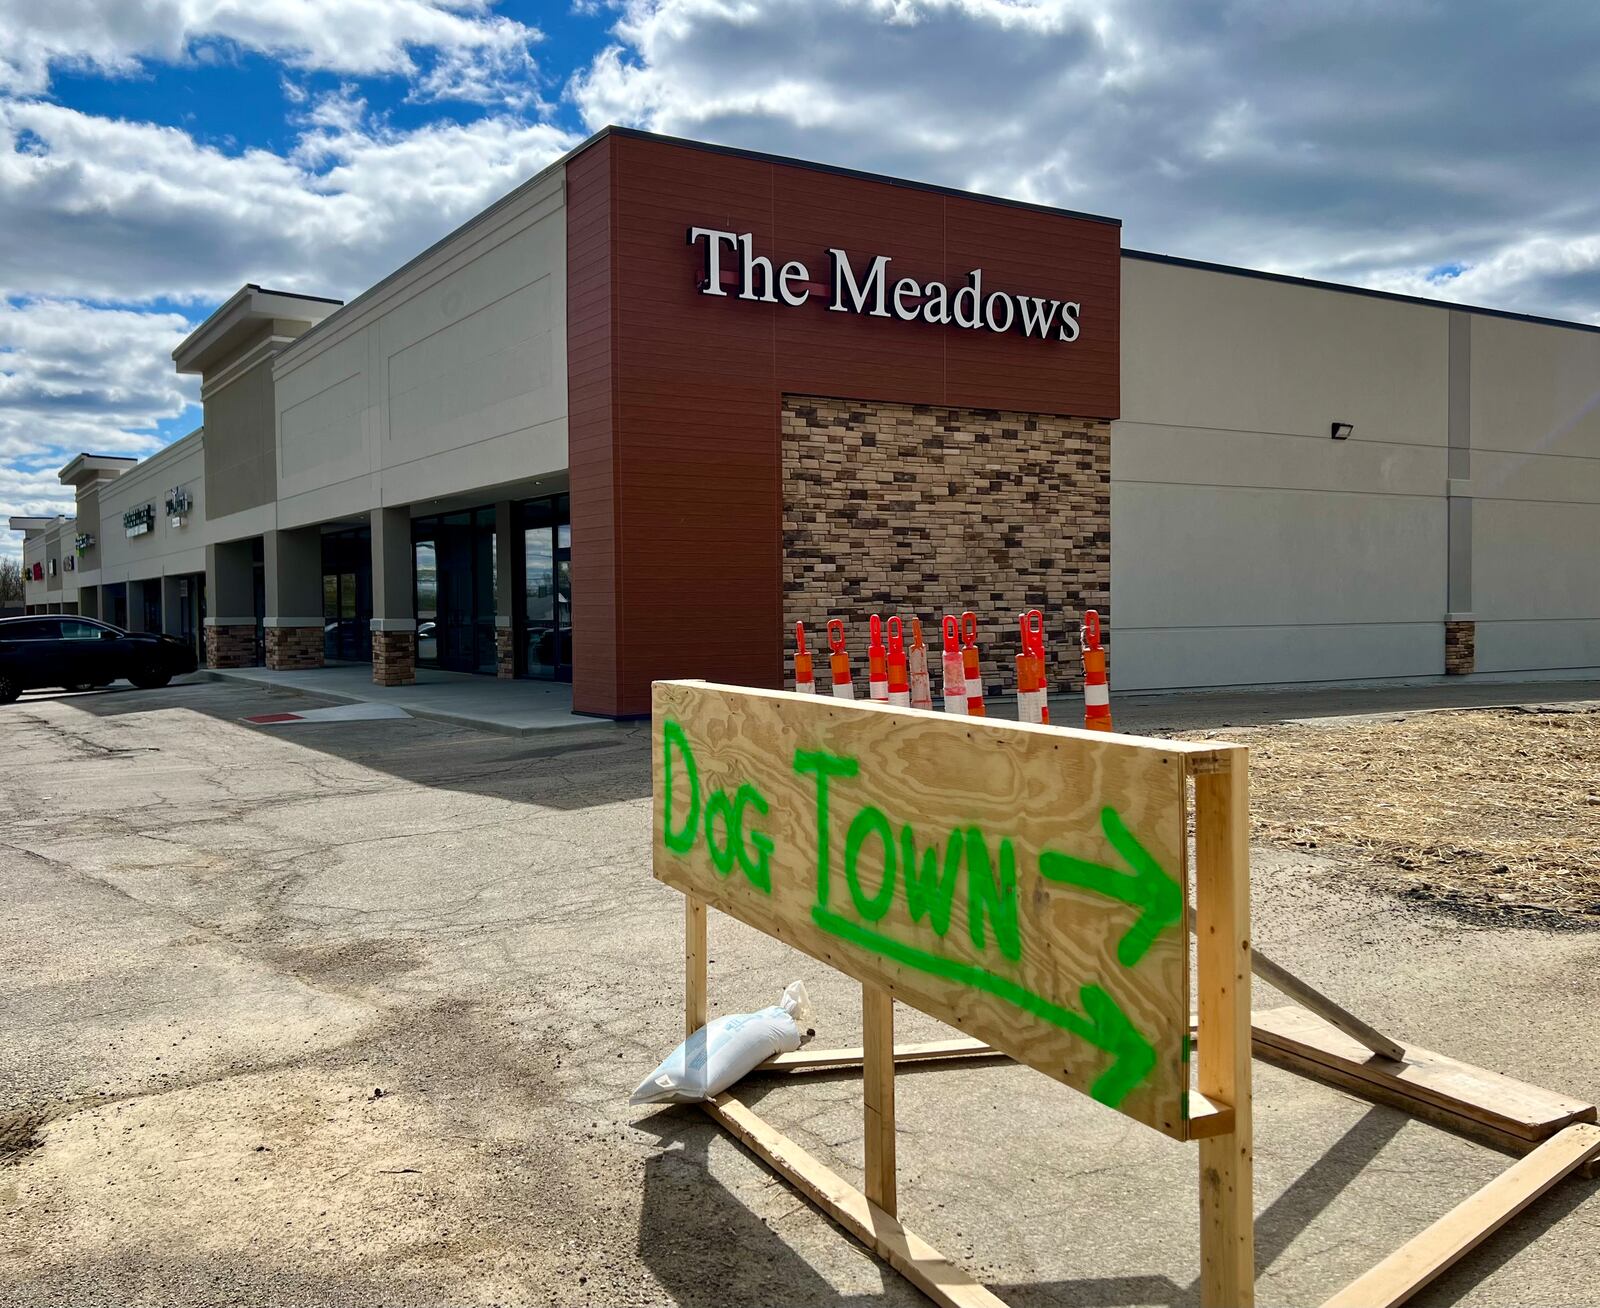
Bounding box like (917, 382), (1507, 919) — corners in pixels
(0, 673), (19, 705)
(128, 666), (172, 690)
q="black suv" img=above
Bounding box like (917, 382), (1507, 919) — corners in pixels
(0, 615), (200, 704)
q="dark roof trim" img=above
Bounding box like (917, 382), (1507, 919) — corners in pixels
(74, 453), (138, 463)
(1124, 248), (1600, 337)
(573, 125), (1122, 228)
(244, 283), (344, 306)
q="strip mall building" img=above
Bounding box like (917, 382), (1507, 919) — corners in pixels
(14, 128), (1600, 714)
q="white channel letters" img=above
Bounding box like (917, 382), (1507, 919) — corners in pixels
(687, 226), (1081, 343)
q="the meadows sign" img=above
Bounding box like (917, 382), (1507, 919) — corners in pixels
(687, 226), (1082, 343)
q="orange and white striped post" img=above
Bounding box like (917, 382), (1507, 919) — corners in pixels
(1015, 610), (1044, 724)
(827, 618), (855, 699)
(886, 616), (911, 707)
(960, 611), (987, 717)
(867, 613), (890, 702)
(1028, 608), (1051, 726)
(1081, 609), (1112, 731)
(941, 615), (968, 715)
(793, 621), (816, 694)
(908, 617), (934, 711)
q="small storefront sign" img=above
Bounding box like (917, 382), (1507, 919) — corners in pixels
(124, 504), (155, 537)
(74, 532), (95, 554)
(165, 486), (192, 527)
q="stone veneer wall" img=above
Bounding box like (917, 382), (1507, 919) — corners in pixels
(783, 396), (1110, 695)
(1444, 619), (1476, 676)
(205, 623), (255, 669)
(495, 627), (515, 679)
(265, 626), (323, 671)
(372, 630), (415, 687)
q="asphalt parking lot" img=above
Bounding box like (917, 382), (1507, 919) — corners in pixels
(1, 677), (1597, 1307)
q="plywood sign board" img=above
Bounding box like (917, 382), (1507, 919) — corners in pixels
(652, 680), (1193, 1139)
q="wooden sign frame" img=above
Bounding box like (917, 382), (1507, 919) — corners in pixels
(651, 681), (1600, 1308)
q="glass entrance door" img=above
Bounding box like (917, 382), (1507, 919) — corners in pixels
(412, 508), (496, 674)
(521, 494), (571, 681)
(320, 527), (372, 662)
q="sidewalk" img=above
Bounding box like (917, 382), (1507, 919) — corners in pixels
(200, 662), (588, 735)
(199, 662), (1600, 739)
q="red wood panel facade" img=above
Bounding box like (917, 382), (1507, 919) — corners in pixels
(566, 129), (1121, 717)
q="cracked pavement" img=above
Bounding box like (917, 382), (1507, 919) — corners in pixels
(0, 677), (1597, 1306)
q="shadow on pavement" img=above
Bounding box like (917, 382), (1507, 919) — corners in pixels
(19, 676), (652, 813)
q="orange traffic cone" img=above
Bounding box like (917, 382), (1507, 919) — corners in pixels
(908, 617), (934, 710)
(1016, 610), (1045, 724)
(886, 616), (910, 706)
(960, 611), (987, 716)
(827, 618), (855, 700)
(1081, 609), (1111, 731)
(793, 621), (816, 694)
(941, 615), (968, 715)
(867, 613), (889, 702)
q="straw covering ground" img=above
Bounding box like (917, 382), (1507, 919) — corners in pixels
(1186, 705), (1600, 925)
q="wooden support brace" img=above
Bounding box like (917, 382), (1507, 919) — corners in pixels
(1251, 1006), (1596, 1154)
(762, 1037), (1000, 1074)
(1187, 907), (1407, 1062)
(703, 1094), (1008, 1308)
(1248, 948), (1407, 1063)
(1321, 1122), (1600, 1308)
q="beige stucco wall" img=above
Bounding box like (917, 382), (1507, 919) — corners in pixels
(94, 432), (207, 585)
(271, 167), (568, 529)
(1467, 315), (1600, 672)
(1113, 257), (1452, 689)
(203, 356), (277, 521)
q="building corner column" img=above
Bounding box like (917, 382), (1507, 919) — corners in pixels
(1444, 310), (1475, 677)
(371, 505), (415, 686)
(204, 539), (257, 669)
(262, 526), (324, 671)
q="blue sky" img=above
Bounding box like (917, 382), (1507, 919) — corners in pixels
(5, 1), (1600, 556)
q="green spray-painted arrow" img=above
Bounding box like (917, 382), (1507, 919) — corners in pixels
(811, 906), (1156, 1108)
(1038, 806), (1183, 968)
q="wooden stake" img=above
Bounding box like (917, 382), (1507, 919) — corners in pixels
(685, 896), (707, 1036)
(1322, 1123), (1600, 1308)
(863, 983), (897, 1216)
(1194, 748), (1254, 1308)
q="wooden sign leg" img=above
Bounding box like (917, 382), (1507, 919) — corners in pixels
(863, 983), (898, 1217)
(686, 895), (707, 1035)
(1195, 751), (1254, 1308)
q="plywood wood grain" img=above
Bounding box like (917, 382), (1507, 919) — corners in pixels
(653, 679), (1195, 1138)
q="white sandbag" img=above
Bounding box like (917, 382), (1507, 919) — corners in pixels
(630, 981), (814, 1105)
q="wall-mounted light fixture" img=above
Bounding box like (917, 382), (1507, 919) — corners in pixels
(1331, 421), (1354, 440)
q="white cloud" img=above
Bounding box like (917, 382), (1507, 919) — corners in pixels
(569, 0), (1600, 323)
(0, 99), (577, 303)
(0, 298), (195, 554)
(0, 0), (543, 107)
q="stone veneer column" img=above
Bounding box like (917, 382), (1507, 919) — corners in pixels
(1444, 619), (1476, 675)
(205, 624), (256, 669)
(371, 626), (416, 686)
(495, 622), (515, 678)
(782, 397), (1111, 696)
(264, 625), (323, 670)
